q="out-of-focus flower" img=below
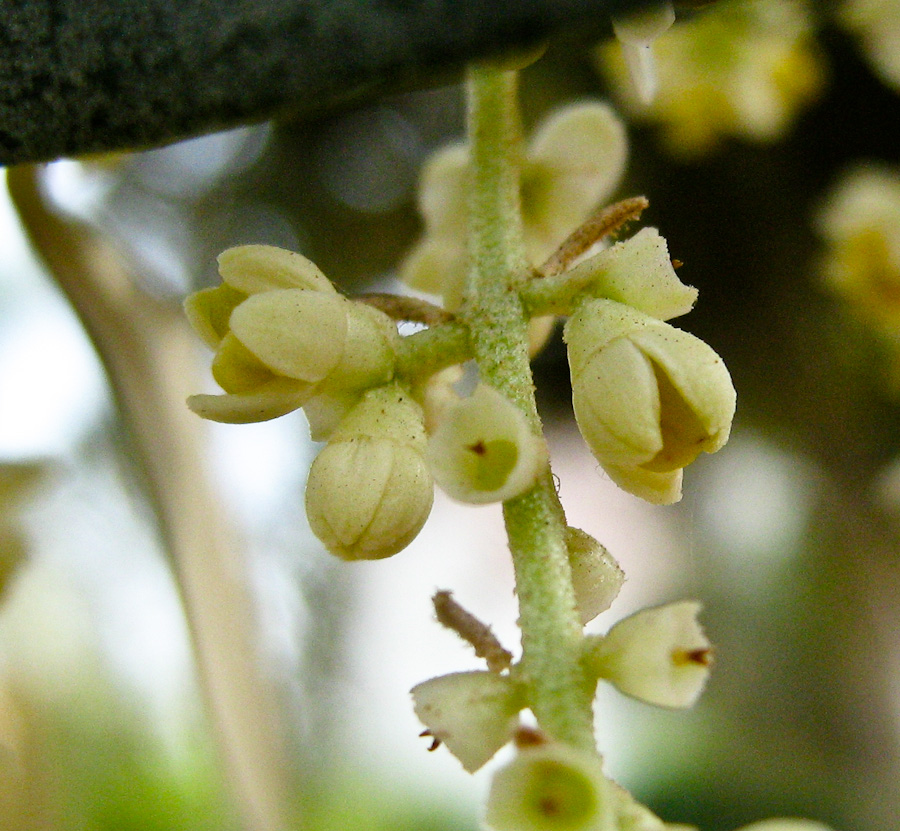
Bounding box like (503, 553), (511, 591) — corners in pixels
(485, 741), (614, 831)
(185, 245), (398, 423)
(598, 0), (825, 157)
(565, 298), (735, 504)
(817, 164), (900, 336)
(838, 0), (900, 90)
(411, 670), (523, 772)
(584, 601), (712, 708)
(305, 384), (433, 560)
(425, 383), (547, 504)
(401, 102), (628, 311)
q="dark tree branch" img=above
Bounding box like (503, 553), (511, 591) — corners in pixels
(0, 0), (645, 165)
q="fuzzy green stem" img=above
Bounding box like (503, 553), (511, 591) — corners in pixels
(395, 320), (472, 380)
(463, 63), (595, 750)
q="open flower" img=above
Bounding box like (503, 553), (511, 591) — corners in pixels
(305, 384), (433, 560)
(584, 601), (712, 708)
(565, 298), (735, 504)
(426, 383), (547, 504)
(411, 671), (523, 772)
(185, 245), (398, 423)
(485, 742), (614, 831)
(401, 102), (628, 311)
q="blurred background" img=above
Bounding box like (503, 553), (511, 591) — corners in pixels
(2, 2), (900, 829)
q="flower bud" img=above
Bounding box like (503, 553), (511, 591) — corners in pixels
(565, 528), (625, 625)
(426, 384), (547, 504)
(305, 385), (433, 560)
(411, 671), (523, 773)
(185, 253), (398, 423)
(586, 601), (712, 709)
(485, 742), (614, 831)
(564, 298), (735, 504)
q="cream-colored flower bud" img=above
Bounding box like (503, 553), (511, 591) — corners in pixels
(611, 783), (683, 831)
(565, 298), (735, 505)
(565, 227), (697, 321)
(587, 601), (712, 709)
(426, 384), (547, 504)
(485, 742), (614, 831)
(565, 528), (625, 625)
(411, 671), (523, 773)
(305, 385), (433, 560)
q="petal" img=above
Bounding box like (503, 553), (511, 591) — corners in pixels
(525, 102), (629, 249)
(571, 336), (663, 467)
(411, 671), (522, 773)
(187, 378), (311, 423)
(603, 463), (683, 505)
(211, 332), (279, 394)
(631, 325), (736, 455)
(217, 245), (336, 295)
(184, 284), (247, 349)
(229, 288), (348, 382)
(569, 227), (698, 321)
(418, 143), (471, 235)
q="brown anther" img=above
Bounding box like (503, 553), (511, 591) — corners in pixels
(672, 647), (713, 667)
(419, 729), (442, 751)
(467, 440), (487, 456)
(671, 258), (684, 269)
(513, 725), (549, 749)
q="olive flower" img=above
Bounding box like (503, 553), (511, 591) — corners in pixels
(565, 298), (735, 504)
(598, 0), (824, 157)
(426, 383), (547, 504)
(401, 102), (628, 311)
(817, 164), (900, 335)
(305, 384), (433, 560)
(485, 742), (614, 831)
(411, 670), (523, 772)
(584, 601), (712, 708)
(185, 245), (398, 423)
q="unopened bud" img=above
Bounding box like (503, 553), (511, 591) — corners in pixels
(565, 528), (625, 625)
(305, 385), (433, 560)
(565, 298), (735, 504)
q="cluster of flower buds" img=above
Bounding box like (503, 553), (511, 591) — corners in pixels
(185, 246), (556, 559)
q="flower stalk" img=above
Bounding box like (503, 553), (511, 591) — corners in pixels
(462, 62), (596, 751)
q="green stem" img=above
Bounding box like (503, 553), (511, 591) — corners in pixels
(463, 63), (595, 750)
